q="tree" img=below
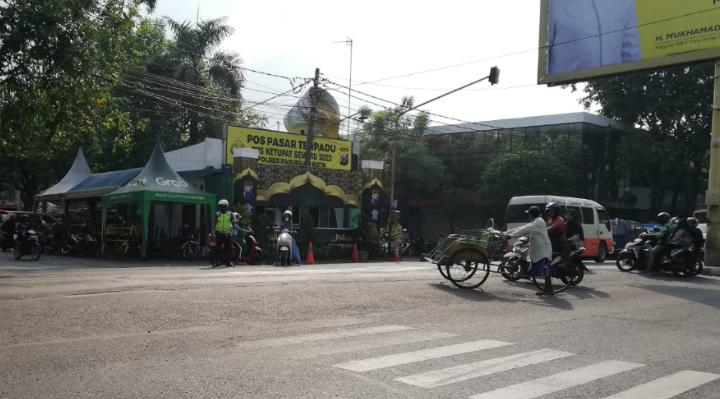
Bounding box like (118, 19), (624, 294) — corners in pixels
(580, 62), (713, 215)
(356, 97), (446, 200)
(0, 0), (157, 208)
(164, 17), (246, 144)
(0, 2), (265, 208)
(478, 152), (576, 221)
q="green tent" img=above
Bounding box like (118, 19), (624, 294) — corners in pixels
(101, 144), (216, 258)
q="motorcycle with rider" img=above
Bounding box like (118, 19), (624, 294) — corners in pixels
(617, 212), (703, 277)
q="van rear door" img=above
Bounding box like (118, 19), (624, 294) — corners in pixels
(597, 208), (613, 252)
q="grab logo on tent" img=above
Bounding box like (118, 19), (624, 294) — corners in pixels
(155, 177), (188, 188)
(128, 177), (148, 187)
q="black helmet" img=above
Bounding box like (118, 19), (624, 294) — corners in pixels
(687, 217), (699, 229)
(657, 212), (671, 224)
(526, 206), (542, 219)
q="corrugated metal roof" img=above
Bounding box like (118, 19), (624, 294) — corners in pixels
(65, 168), (142, 199)
(425, 112), (630, 135)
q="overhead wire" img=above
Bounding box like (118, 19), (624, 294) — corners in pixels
(120, 70), (317, 128)
(353, 5), (720, 86)
(125, 69), (310, 106)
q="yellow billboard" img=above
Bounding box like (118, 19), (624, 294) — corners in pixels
(227, 126), (351, 171)
(538, 0), (720, 84)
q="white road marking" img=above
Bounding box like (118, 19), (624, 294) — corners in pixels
(333, 339), (513, 372)
(237, 325), (413, 348)
(309, 331), (457, 356)
(395, 349), (574, 388)
(469, 360), (645, 399)
(601, 370), (720, 399)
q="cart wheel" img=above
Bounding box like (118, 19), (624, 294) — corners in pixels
(446, 250), (490, 289)
(437, 263), (450, 280)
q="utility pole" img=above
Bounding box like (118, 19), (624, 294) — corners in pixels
(347, 39), (353, 139)
(305, 68), (320, 168)
(389, 141), (396, 210)
(333, 38), (354, 138)
(705, 60), (720, 265)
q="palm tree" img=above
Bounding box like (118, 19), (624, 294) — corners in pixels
(165, 17), (244, 144)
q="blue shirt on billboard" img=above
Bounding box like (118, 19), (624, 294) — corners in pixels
(548, 0), (642, 75)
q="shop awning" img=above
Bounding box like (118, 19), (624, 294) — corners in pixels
(35, 149), (92, 201)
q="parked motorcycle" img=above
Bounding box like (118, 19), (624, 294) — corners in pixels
(238, 227), (263, 265)
(275, 227), (294, 266)
(616, 235), (702, 277)
(13, 228), (41, 261)
(64, 233), (98, 257)
(180, 233), (201, 260)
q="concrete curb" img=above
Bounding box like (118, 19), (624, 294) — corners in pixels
(701, 265), (720, 276)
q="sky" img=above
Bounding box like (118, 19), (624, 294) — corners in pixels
(150, 0), (591, 134)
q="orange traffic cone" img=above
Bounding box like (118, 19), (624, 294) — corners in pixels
(394, 242), (401, 262)
(351, 243), (360, 262)
(306, 242), (315, 265)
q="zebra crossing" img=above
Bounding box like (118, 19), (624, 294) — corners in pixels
(242, 323), (719, 398)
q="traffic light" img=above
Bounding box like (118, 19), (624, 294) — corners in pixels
(489, 66), (500, 85)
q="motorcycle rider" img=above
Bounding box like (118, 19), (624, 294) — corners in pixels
(687, 217), (705, 251)
(507, 206), (554, 296)
(1, 213), (17, 252)
(280, 210), (301, 265)
(545, 202), (569, 262)
(231, 211), (245, 241)
(644, 211), (674, 273)
(565, 210), (584, 249)
(214, 199), (234, 267)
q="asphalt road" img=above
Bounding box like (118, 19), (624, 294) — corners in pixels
(1, 255), (719, 398)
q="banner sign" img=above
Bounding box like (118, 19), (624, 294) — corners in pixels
(538, 0), (720, 84)
(227, 126), (351, 170)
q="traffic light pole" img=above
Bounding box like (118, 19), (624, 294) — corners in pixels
(705, 60), (720, 266)
(385, 66), (500, 245)
(399, 67), (500, 117)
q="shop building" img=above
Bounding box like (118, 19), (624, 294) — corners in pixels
(414, 112), (655, 238)
(165, 125), (387, 252)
